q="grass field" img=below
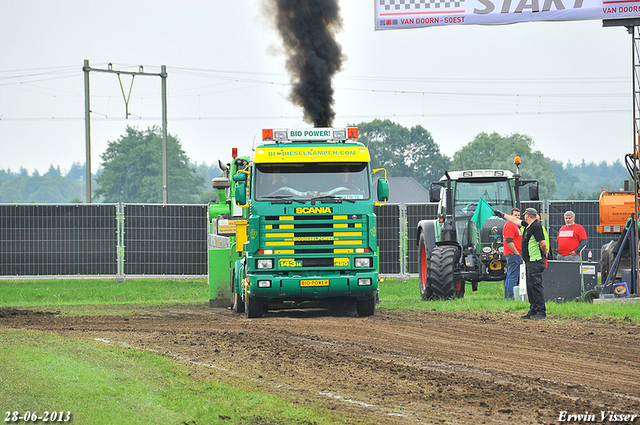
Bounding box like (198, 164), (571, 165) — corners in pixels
(1, 276), (638, 320)
(0, 279), (356, 425)
(3, 277), (639, 320)
(0, 328), (351, 425)
(380, 277), (640, 321)
(1, 277), (638, 425)
(0, 278), (208, 307)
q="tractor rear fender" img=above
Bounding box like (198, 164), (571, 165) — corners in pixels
(416, 219), (437, 254)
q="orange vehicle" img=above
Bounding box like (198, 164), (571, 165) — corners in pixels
(597, 189), (636, 234)
(598, 150), (640, 234)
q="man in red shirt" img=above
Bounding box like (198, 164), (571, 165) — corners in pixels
(556, 210), (588, 261)
(503, 207), (523, 299)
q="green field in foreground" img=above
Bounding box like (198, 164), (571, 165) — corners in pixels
(1, 277), (638, 425)
(0, 328), (351, 425)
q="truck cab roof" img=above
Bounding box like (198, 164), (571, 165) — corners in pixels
(439, 170), (514, 181)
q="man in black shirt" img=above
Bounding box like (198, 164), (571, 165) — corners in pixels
(495, 207), (548, 320)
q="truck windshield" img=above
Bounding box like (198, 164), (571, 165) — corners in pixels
(454, 180), (513, 217)
(254, 162), (371, 201)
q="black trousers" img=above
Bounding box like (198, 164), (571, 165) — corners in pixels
(526, 259), (546, 315)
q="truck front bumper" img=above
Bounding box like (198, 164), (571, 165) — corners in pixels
(246, 271), (378, 301)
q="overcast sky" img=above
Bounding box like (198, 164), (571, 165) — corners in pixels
(0, 0), (634, 176)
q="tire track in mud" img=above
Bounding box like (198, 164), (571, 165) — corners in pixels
(276, 312), (639, 387)
(235, 310), (640, 417)
(2, 306), (640, 424)
(286, 330), (639, 410)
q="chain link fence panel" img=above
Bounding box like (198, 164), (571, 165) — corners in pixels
(0, 200), (613, 279)
(0, 204), (118, 276)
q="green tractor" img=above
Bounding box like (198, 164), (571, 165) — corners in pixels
(416, 160), (539, 300)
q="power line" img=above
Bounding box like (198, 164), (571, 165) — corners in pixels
(0, 108), (628, 122)
(0, 64), (632, 123)
(0, 64), (631, 87)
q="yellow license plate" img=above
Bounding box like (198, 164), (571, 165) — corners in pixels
(300, 279), (330, 287)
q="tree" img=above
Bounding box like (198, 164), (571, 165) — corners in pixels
(549, 158), (578, 199)
(94, 126), (205, 203)
(0, 171), (81, 203)
(66, 162), (86, 182)
(193, 162), (222, 204)
(44, 165), (61, 177)
(559, 159), (628, 200)
(350, 119), (451, 187)
(452, 132), (558, 200)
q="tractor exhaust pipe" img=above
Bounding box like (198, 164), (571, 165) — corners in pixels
(441, 171), (457, 243)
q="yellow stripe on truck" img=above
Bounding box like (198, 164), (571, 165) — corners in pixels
(334, 240), (362, 245)
(334, 232), (362, 237)
(254, 146), (370, 163)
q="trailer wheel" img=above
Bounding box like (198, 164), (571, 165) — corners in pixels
(232, 292), (245, 313)
(427, 245), (465, 300)
(356, 296), (376, 317)
(231, 270), (245, 313)
(419, 233), (433, 301)
(582, 289), (599, 303)
(245, 295), (263, 318)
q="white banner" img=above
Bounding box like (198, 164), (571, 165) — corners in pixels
(375, 0), (640, 28)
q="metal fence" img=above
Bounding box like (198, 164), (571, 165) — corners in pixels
(0, 204), (118, 276)
(375, 204), (401, 276)
(0, 201), (611, 279)
(123, 204), (208, 276)
(0, 203), (207, 278)
(376, 201), (543, 277)
(547, 200), (615, 262)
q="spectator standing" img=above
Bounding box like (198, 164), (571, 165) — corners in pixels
(503, 207), (522, 299)
(495, 207), (548, 320)
(556, 210), (588, 261)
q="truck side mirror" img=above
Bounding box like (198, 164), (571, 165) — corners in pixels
(429, 184), (441, 203)
(235, 182), (247, 205)
(377, 179), (389, 202)
(529, 182), (539, 201)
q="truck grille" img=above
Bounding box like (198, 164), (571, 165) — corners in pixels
(262, 214), (366, 255)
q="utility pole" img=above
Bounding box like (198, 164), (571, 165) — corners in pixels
(603, 19), (640, 295)
(83, 60), (91, 203)
(161, 65), (168, 204)
(82, 60), (169, 203)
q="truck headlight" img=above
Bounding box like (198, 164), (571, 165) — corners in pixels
(257, 280), (272, 288)
(256, 259), (274, 269)
(355, 257), (372, 268)
(358, 278), (372, 286)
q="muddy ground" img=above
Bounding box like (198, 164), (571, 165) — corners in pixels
(1, 305), (640, 424)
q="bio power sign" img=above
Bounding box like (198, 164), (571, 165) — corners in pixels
(375, 0), (640, 28)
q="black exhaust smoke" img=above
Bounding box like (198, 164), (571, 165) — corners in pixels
(265, 0), (344, 127)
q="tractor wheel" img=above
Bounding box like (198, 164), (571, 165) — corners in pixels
(245, 294), (263, 318)
(356, 297), (376, 317)
(419, 233), (433, 301)
(427, 245), (465, 300)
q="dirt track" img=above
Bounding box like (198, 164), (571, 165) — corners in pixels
(2, 305), (640, 424)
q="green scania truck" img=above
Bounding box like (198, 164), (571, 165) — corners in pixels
(207, 127), (389, 318)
